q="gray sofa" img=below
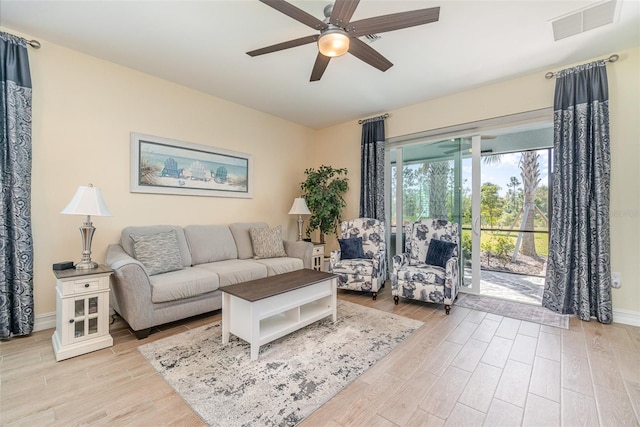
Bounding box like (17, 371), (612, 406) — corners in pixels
(105, 222), (312, 338)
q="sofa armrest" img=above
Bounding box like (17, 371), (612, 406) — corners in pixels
(105, 244), (154, 331)
(444, 256), (460, 302)
(328, 250), (341, 271)
(371, 250), (387, 279)
(391, 253), (409, 293)
(283, 240), (313, 269)
(392, 253), (409, 272)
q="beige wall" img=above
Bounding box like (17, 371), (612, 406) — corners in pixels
(4, 28), (315, 316)
(6, 25), (639, 318)
(313, 47), (640, 315)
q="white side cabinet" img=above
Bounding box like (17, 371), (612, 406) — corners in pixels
(312, 243), (325, 271)
(52, 265), (113, 361)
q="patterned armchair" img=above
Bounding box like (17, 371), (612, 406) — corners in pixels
(329, 218), (387, 300)
(392, 219), (460, 314)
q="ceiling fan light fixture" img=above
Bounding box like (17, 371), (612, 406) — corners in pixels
(318, 29), (350, 57)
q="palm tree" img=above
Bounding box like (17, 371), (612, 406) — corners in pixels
(518, 151), (540, 257)
(507, 176), (521, 211)
(482, 151), (541, 258)
(427, 160), (450, 219)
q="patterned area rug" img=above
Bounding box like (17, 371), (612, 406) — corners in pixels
(455, 292), (569, 329)
(138, 300), (423, 426)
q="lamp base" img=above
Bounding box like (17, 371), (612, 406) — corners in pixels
(76, 217), (98, 270)
(296, 216), (304, 241)
(75, 260), (98, 270)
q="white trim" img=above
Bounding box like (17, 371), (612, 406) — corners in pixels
(386, 107), (553, 147)
(613, 308), (640, 327)
(33, 311), (56, 332)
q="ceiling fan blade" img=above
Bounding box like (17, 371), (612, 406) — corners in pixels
(329, 0), (360, 27)
(310, 53), (331, 82)
(348, 37), (393, 72)
(346, 7), (440, 37)
(247, 35), (319, 57)
(259, 0), (328, 30)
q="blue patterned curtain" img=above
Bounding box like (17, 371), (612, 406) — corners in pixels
(359, 117), (385, 221)
(543, 60), (611, 323)
(1, 32), (34, 338)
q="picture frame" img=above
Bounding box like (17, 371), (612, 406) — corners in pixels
(130, 132), (253, 198)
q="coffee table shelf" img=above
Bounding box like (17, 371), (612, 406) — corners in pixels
(222, 269), (337, 360)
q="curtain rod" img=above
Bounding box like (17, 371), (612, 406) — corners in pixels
(358, 113), (389, 124)
(545, 54), (618, 79)
(27, 39), (41, 49)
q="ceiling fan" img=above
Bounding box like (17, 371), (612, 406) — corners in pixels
(246, 0), (440, 82)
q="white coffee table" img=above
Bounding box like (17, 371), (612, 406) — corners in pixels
(221, 269), (337, 360)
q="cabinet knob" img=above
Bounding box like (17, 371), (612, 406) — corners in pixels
(69, 319), (74, 323)
(84, 283), (90, 288)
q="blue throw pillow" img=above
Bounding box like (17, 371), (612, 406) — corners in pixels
(338, 237), (365, 260)
(425, 239), (457, 268)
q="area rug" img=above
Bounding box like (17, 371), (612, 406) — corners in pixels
(138, 300), (423, 426)
(455, 293), (569, 329)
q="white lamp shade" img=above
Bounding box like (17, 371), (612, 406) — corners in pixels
(288, 198), (311, 215)
(61, 185), (112, 217)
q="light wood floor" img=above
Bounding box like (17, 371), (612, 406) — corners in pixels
(1, 286), (639, 426)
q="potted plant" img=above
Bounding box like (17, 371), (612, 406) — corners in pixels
(300, 165), (349, 243)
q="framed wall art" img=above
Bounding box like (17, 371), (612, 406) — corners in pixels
(130, 132), (253, 198)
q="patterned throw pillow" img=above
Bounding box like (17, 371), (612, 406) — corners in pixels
(425, 239), (457, 268)
(130, 230), (184, 276)
(338, 237), (365, 260)
(249, 225), (287, 258)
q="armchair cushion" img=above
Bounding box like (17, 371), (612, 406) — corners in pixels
(130, 230), (184, 276)
(338, 237), (365, 260)
(425, 239), (457, 268)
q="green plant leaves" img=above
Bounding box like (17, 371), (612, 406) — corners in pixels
(300, 165), (349, 241)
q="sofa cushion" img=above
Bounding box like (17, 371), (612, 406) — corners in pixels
(253, 257), (304, 276)
(184, 225), (238, 265)
(121, 225), (192, 267)
(331, 259), (374, 276)
(229, 222), (268, 260)
(149, 267), (220, 303)
(249, 225), (287, 258)
(130, 230), (184, 276)
(397, 263), (446, 287)
(194, 259), (268, 287)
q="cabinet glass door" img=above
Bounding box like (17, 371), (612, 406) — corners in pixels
(70, 295), (102, 340)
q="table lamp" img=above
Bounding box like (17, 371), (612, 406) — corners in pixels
(61, 184), (112, 270)
(288, 198), (311, 241)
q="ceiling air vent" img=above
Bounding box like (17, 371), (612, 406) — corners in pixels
(550, 0), (617, 41)
(359, 34), (381, 44)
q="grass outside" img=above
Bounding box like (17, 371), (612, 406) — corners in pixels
(461, 227), (549, 257)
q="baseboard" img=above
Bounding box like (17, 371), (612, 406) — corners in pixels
(613, 308), (640, 327)
(30, 308), (640, 331)
(34, 311), (56, 332)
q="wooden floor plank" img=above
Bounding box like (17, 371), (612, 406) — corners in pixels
(528, 356), (561, 402)
(561, 388), (599, 427)
(522, 393), (560, 427)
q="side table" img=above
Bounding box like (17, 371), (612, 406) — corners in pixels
(312, 243), (325, 271)
(51, 265), (113, 361)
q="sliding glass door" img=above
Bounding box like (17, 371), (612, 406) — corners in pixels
(388, 138), (465, 269)
(388, 123), (553, 303)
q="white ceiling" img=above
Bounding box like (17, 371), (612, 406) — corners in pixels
(2, 1), (639, 129)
